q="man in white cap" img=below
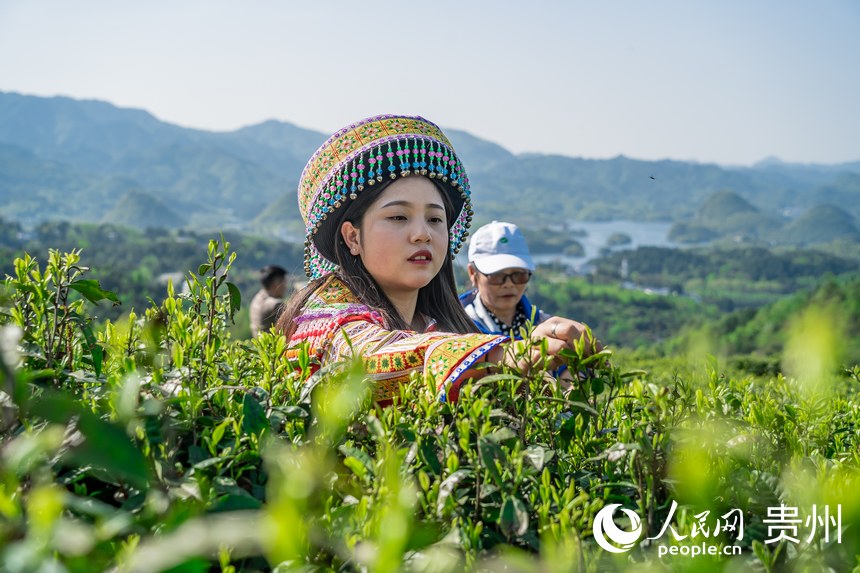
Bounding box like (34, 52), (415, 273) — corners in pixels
(460, 221), (551, 335)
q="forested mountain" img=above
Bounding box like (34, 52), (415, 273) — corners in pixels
(668, 189), (860, 247)
(0, 92), (319, 227)
(102, 190), (186, 229)
(2, 91), (859, 234)
(783, 204), (860, 245)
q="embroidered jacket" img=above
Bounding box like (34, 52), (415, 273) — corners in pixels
(459, 289), (551, 336)
(284, 276), (507, 405)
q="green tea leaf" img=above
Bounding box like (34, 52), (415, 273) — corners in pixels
(242, 392), (268, 437)
(163, 558), (211, 573)
(338, 445), (374, 477)
(523, 445), (554, 471)
(437, 469), (472, 517)
(68, 279), (120, 306)
(418, 439), (442, 475)
(30, 394), (148, 489)
(343, 456), (368, 480)
(478, 437), (504, 486)
(211, 418), (231, 449)
(499, 496), (529, 538)
(271, 405), (309, 419)
(752, 540), (771, 567)
(210, 493), (262, 512)
(485, 427), (518, 446)
(69, 314), (103, 378)
(226, 281), (242, 312)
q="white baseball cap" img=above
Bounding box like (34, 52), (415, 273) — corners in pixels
(467, 221), (535, 274)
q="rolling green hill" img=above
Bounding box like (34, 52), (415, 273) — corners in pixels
(667, 189), (860, 248)
(669, 190), (782, 243)
(814, 172), (860, 218)
(102, 190), (186, 229)
(251, 189), (305, 238)
(697, 189), (759, 220)
(0, 142), (136, 223)
(783, 204), (860, 245)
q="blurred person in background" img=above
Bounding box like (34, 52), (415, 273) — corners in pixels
(250, 264), (288, 336)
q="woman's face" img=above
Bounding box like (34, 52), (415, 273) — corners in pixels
(468, 264), (529, 316)
(341, 176), (448, 299)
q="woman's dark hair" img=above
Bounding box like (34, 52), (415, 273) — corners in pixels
(278, 176), (478, 337)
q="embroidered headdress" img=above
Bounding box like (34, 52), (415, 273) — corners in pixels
(298, 114), (474, 278)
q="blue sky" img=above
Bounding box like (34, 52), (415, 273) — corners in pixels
(1, 0), (858, 165)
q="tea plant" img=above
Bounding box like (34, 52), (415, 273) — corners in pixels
(1, 242), (858, 572)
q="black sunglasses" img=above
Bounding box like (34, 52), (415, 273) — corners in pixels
(479, 269), (532, 285)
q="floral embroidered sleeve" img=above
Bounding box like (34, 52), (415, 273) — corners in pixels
(338, 321), (506, 403)
(285, 276), (506, 405)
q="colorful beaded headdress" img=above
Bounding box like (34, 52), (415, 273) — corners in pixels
(298, 114), (473, 278)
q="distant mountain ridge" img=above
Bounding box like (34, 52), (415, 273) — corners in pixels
(1, 91), (859, 242)
(0, 91), (324, 229)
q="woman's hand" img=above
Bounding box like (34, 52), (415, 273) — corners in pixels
(495, 318), (601, 375)
(482, 318), (602, 377)
(533, 318), (602, 357)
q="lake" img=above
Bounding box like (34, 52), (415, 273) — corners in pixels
(531, 220), (681, 270)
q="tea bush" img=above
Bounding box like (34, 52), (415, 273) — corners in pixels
(1, 241), (858, 572)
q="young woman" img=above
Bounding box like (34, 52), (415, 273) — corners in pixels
(278, 115), (597, 405)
